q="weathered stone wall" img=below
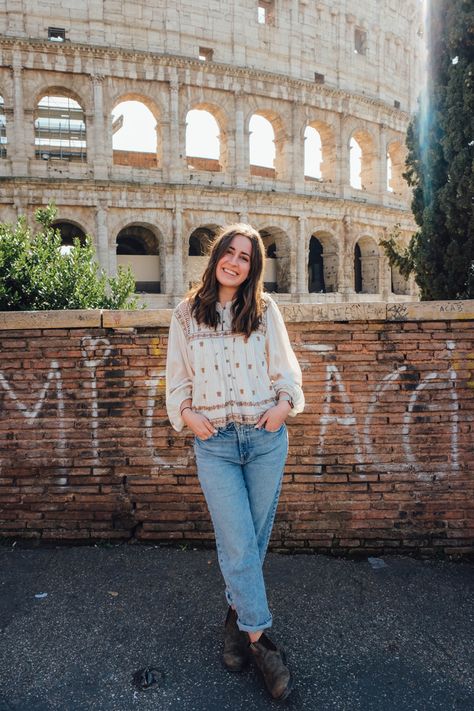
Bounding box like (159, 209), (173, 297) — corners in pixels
(0, 301), (473, 557)
(0, 0), (423, 306)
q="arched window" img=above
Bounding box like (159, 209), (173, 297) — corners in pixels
(307, 232), (338, 294)
(186, 109), (221, 171)
(249, 114), (275, 177)
(53, 221), (87, 255)
(0, 96), (6, 158)
(308, 237), (325, 292)
(259, 228), (290, 292)
(112, 100), (158, 168)
(387, 153), (394, 192)
(187, 226), (219, 286)
(188, 227), (215, 256)
(116, 225), (160, 293)
(354, 237), (379, 294)
(386, 141), (405, 194)
(304, 126), (323, 180)
(354, 243), (363, 293)
(349, 137), (362, 189)
(35, 94), (86, 162)
(350, 131), (376, 191)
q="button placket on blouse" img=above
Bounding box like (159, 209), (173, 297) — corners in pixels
(222, 305), (234, 418)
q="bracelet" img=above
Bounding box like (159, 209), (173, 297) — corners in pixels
(278, 394), (294, 408)
(181, 406), (192, 415)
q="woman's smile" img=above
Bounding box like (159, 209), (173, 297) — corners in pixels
(216, 234), (252, 300)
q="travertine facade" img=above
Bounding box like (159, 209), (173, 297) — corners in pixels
(0, 0), (424, 306)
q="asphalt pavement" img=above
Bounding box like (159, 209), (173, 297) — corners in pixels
(0, 543), (473, 711)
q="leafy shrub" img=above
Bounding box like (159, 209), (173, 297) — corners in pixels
(0, 205), (140, 310)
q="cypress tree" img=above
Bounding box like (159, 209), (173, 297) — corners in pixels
(381, 0), (474, 299)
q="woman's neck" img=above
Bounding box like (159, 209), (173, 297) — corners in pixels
(218, 287), (237, 305)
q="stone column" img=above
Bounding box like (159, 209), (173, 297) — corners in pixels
(91, 74), (108, 180)
(172, 206), (185, 294)
(336, 114), (350, 195)
(96, 203), (113, 275)
(292, 103), (305, 193)
(339, 215), (355, 297)
(167, 77), (184, 183)
(234, 91), (247, 187)
(11, 58), (28, 175)
(378, 124), (388, 198)
(297, 216), (308, 294)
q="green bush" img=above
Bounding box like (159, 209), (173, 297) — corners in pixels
(0, 205), (140, 311)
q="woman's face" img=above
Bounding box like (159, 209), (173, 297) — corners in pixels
(215, 234), (252, 294)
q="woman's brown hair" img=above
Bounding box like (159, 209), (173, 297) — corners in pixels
(188, 224), (266, 338)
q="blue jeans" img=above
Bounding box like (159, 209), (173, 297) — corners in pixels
(194, 421), (289, 633)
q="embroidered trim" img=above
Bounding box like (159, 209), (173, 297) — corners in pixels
(174, 299), (192, 339)
(195, 396), (276, 412)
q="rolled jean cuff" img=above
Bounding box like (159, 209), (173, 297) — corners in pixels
(236, 613), (273, 634)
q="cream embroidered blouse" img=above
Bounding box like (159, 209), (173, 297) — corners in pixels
(166, 293), (304, 432)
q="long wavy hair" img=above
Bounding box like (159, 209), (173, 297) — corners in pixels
(188, 224), (266, 338)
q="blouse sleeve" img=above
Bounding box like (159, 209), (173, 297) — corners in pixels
(265, 297), (305, 417)
(166, 311), (194, 432)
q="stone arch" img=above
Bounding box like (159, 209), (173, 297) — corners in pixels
(258, 226), (291, 292)
(52, 220), (87, 249)
(386, 139), (406, 194)
(115, 222), (163, 293)
(185, 102), (228, 172)
(304, 120), (336, 182)
(187, 224), (221, 286)
(0, 95), (7, 158)
(34, 89), (87, 162)
(111, 93), (161, 169)
(308, 231), (339, 293)
(349, 128), (377, 191)
(354, 235), (380, 294)
(248, 109), (287, 180)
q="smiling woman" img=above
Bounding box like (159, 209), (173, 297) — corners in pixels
(165, 223), (304, 702)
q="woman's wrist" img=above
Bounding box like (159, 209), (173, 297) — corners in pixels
(276, 400), (292, 413)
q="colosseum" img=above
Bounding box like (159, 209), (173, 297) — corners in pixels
(0, 0), (423, 306)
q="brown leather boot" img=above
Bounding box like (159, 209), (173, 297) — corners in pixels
(222, 607), (250, 672)
(249, 632), (293, 701)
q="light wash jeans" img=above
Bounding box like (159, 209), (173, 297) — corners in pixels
(193, 421), (288, 633)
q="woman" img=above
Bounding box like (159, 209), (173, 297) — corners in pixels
(166, 224), (304, 701)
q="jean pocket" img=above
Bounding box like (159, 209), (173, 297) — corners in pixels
(263, 423), (285, 434)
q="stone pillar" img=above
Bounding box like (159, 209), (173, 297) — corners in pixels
(173, 206), (185, 294)
(337, 114), (350, 195)
(234, 91), (247, 187)
(96, 203), (113, 275)
(340, 215), (355, 297)
(11, 59), (28, 175)
(292, 103), (305, 193)
(167, 77), (184, 183)
(91, 74), (108, 180)
(297, 216), (308, 294)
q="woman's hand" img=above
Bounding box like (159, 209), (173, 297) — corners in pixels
(255, 400), (291, 432)
(182, 409), (218, 440)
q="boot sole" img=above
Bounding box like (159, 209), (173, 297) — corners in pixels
(273, 675), (294, 702)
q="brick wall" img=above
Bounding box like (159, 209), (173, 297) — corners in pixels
(0, 302), (473, 556)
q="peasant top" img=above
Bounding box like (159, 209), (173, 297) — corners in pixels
(165, 293), (304, 432)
